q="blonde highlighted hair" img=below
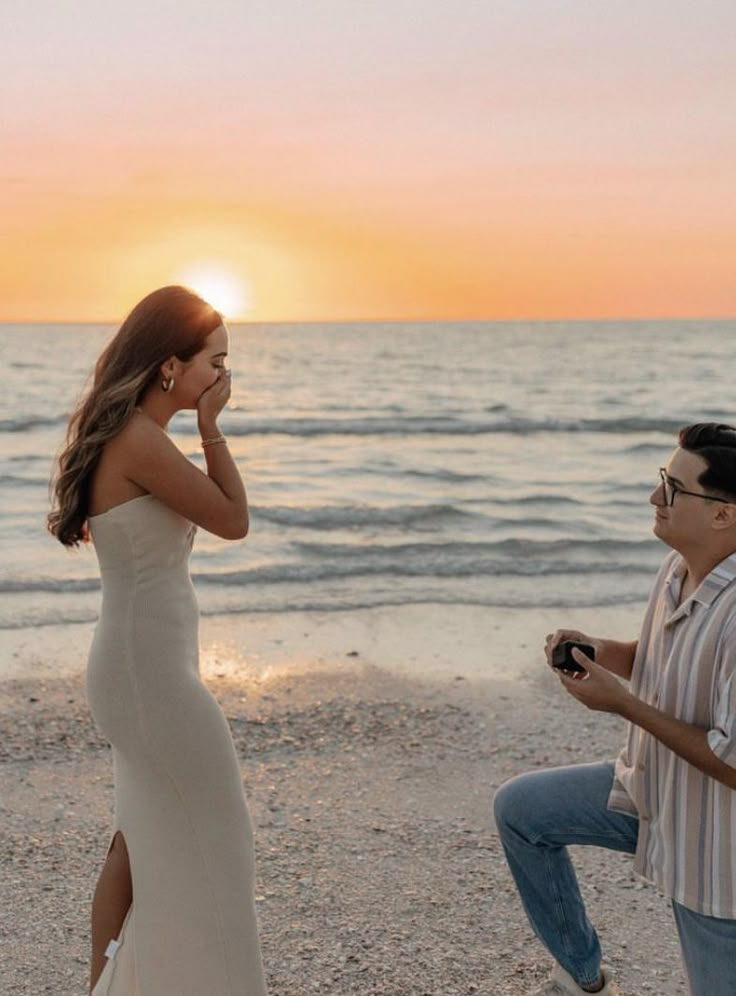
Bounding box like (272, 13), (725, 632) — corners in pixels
(48, 286), (222, 547)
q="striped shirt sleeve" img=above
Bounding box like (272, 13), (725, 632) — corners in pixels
(708, 663), (736, 766)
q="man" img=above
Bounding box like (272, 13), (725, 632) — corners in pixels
(493, 423), (736, 996)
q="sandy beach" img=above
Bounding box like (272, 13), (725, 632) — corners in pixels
(1, 604), (686, 995)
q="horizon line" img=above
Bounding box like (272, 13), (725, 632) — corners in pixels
(1, 314), (735, 327)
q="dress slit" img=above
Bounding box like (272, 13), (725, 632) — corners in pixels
(91, 903), (137, 995)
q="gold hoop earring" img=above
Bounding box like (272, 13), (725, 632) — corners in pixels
(162, 376), (175, 393)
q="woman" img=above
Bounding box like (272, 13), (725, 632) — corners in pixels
(48, 286), (268, 995)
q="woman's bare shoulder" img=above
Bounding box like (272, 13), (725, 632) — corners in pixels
(89, 414), (164, 513)
(106, 410), (167, 455)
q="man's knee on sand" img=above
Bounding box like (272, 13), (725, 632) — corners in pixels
(493, 770), (540, 839)
(494, 766), (588, 846)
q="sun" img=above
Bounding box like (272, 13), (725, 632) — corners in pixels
(177, 264), (253, 319)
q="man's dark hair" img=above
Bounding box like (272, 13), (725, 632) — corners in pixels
(679, 423), (736, 501)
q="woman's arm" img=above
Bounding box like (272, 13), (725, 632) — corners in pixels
(118, 373), (248, 539)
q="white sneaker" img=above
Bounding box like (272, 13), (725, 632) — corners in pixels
(532, 962), (620, 995)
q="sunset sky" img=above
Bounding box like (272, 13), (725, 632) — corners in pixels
(2, 1), (735, 322)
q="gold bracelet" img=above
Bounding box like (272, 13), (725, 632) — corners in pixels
(201, 435), (227, 448)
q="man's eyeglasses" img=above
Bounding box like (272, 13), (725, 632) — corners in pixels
(658, 468), (735, 507)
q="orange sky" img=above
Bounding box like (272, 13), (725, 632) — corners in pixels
(2, 2), (735, 321)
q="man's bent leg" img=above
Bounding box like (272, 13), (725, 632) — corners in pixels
(493, 761), (639, 990)
(672, 901), (736, 996)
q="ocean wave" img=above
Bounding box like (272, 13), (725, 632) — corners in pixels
(196, 588), (650, 615)
(0, 541), (659, 596)
(0, 586), (650, 631)
(620, 441), (673, 454)
(0, 416), (66, 432)
(0, 473), (52, 487)
(502, 494), (584, 506)
(0, 412), (689, 439)
(6, 454), (49, 464)
(292, 537), (660, 560)
(0, 577), (100, 594)
(401, 468), (489, 483)
(192, 557), (656, 585)
(200, 415), (687, 438)
(251, 497), (645, 528)
(252, 503), (475, 529)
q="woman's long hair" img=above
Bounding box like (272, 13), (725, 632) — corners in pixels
(48, 286), (222, 547)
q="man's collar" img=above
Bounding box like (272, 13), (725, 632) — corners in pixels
(668, 551), (736, 608)
(696, 553), (736, 606)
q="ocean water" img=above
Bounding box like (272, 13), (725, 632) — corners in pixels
(1, 319), (734, 633)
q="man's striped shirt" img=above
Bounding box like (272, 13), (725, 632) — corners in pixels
(608, 549), (736, 918)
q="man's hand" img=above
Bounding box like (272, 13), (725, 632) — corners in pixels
(545, 629), (603, 667)
(545, 629), (637, 680)
(557, 647), (633, 715)
(555, 647), (736, 792)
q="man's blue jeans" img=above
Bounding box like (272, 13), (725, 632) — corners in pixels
(493, 761), (736, 995)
